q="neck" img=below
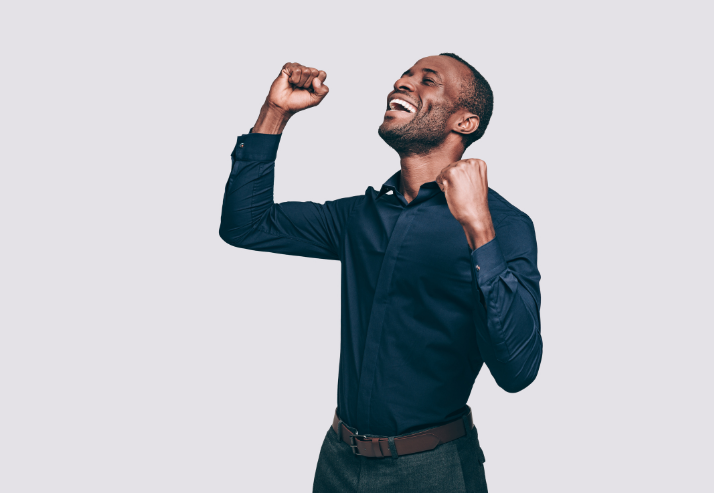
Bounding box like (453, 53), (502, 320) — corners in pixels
(398, 144), (463, 203)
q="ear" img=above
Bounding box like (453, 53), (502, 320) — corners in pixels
(452, 111), (480, 136)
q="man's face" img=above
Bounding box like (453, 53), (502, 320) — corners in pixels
(378, 55), (467, 155)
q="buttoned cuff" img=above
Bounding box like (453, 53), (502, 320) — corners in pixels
(470, 236), (507, 285)
(231, 130), (282, 161)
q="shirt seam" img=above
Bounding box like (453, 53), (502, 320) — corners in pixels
(493, 212), (528, 229)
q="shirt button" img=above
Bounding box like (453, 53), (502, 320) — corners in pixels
(476, 265), (480, 271)
(239, 143), (244, 148)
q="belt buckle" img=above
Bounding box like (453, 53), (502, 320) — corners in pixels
(349, 432), (367, 456)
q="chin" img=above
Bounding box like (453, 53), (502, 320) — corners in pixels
(377, 122), (394, 139)
(378, 119), (399, 134)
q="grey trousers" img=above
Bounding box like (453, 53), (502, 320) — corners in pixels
(312, 421), (488, 492)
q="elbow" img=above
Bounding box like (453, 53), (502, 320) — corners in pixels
(219, 206), (269, 249)
(497, 371), (538, 393)
(219, 226), (234, 247)
(496, 344), (542, 394)
(219, 225), (247, 248)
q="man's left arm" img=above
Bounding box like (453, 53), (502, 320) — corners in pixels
(436, 158), (543, 393)
(468, 215), (543, 393)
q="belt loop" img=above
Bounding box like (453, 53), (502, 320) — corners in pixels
(337, 420), (343, 442)
(387, 436), (398, 459)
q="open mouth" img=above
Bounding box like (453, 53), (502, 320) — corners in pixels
(386, 98), (417, 114)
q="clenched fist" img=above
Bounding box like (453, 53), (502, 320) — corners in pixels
(252, 62), (329, 134)
(266, 62), (329, 115)
(435, 158), (496, 250)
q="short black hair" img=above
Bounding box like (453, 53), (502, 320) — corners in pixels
(439, 53), (494, 149)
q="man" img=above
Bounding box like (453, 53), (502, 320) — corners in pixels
(219, 53), (543, 492)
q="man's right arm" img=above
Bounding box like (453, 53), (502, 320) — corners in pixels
(219, 63), (363, 261)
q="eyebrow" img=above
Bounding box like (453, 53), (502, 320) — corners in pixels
(401, 68), (443, 82)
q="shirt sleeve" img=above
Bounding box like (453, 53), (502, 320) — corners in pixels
(469, 214), (543, 393)
(219, 131), (363, 261)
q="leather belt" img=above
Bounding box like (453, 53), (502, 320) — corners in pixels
(331, 407), (473, 458)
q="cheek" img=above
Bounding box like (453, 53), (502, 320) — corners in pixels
(418, 101), (437, 119)
(423, 102), (452, 123)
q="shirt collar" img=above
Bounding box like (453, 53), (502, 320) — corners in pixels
(377, 169), (442, 200)
(376, 170), (402, 199)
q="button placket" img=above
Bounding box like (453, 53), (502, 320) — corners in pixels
(354, 206), (418, 431)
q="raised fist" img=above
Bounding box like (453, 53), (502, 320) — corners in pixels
(435, 158), (496, 250)
(265, 62), (329, 115)
(435, 158), (491, 225)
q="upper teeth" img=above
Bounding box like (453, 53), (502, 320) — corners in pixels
(390, 98), (416, 113)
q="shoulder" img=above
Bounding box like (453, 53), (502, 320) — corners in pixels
(487, 188), (535, 228)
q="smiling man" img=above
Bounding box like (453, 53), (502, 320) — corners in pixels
(219, 54), (543, 493)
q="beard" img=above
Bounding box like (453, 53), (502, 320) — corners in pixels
(378, 102), (454, 156)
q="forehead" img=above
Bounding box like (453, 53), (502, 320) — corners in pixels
(406, 56), (469, 86)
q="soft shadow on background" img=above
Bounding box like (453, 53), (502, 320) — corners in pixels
(1, 1), (711, 491)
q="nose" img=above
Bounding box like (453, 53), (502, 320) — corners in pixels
(393, 74), (415, 93)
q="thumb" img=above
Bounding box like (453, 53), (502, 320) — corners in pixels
(271, 67), (292, 92)
(312, 77), (330, 97)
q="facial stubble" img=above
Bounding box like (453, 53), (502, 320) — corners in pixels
(378, 102), (455, 156)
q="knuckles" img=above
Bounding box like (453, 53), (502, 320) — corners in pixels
(462, 158), (487, 169)
(438, 159), (489, 188)
(444, 159), (488, 178)
(281, 63), (325, 81)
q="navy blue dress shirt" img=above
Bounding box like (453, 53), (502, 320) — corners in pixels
(220, 131), (543, 436)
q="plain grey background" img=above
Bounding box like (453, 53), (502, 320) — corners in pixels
(1, 0), (712, 491)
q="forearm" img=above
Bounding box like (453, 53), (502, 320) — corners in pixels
(219, 132), (281, 246)
(218, 127), (355, 261)
(475, 276), (542, 393)
(462, 219), (495, 251)
(469, 223), (543, 393)
(251, 101), (292, 134)
(219, 60), (343, 259)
